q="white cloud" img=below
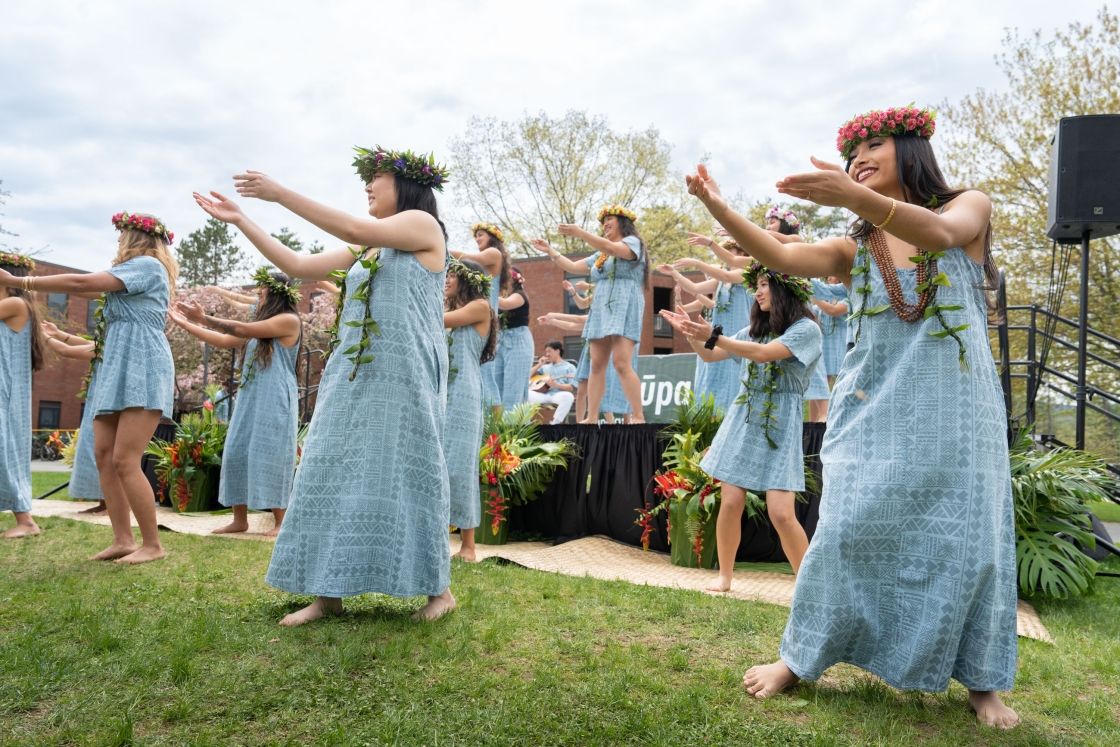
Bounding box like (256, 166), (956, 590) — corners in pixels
(0, 0), (1095, 270)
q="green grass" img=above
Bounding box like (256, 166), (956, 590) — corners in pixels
(1089, 500), (1120, 524)
(31, 472), (75, 502)
(1, 518), (1119, 746)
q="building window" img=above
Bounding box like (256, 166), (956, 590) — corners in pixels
(653, 347), (673, 356)
(38, 401), (62, 430)
(563, 335), (584, 366)
(652, 286), (674, 338)
(47, 293), (69, 320)
(310, 291), (324, 302)
(563, 272), (590, 316)
(86, 298), (101, 332)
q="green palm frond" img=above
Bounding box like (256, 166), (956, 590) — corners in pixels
(484, 404), (578, 506)
(664, 390), (723, 451)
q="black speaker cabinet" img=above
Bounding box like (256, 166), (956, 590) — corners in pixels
(1046, 114), (1120, 243)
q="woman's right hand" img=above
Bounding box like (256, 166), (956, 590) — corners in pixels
(167, 308), (188, 327)
(530, 239), (555, 256)
(193, 191), (245, 225)
(685, 164), (727, 212)
(656, 264), (678, 276)
(40, 321), (61, 339)
(233, 170), (286, 203)
(562, 280), (575, 293)
(686, 233), (713, 248)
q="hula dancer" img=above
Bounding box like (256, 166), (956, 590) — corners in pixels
(2, 216), (178, 562)
(811, 277), (850, 384)
(194, 144), (456, 624)
(531, 205), (648, 423)
(660, 264), (821, 590)
(684, 107), (1018, 728)
(442, 258), (499, 562)
(167, 269), (303, 537)
(0, 253), (45, 538)
(452, 222), (511, 408)
(40, 321), (104, 514)
(494, 266), (534, 407)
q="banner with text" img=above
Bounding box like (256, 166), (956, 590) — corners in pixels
(636, 353), (699, 423)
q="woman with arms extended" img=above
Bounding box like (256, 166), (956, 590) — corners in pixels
(660, 265), (820, 589)
(493, 266), (534, 408)
(194, 145), (455, 624)
(168, 269), (302, 537)
(442, 258), (498, 562)
(452, 222), (511, 408)
(0, 253), (46, 538)
(2, 216), (177, 562)
(684, 107), (1018, 728)
(531, 205), (648, 423)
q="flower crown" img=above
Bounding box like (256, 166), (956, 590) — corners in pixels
(837, 104), (937, 160)
(598, 204), (637, 223)
(353, 146), (449, 191)
(718, 238), (743, 254)
(449, 257), (492, 296)
(112, 212), (174, 245)
(471, 222), (504, 241)
(0, 252), (34, 270)
(252, 267), (302, 305)
(766, 206), (801, 231)
(509, 266), (524, 285)
(741, 260), (813, 303)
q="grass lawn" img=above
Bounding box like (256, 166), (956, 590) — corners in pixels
(1, 518), (1119, 746)
(31, 472), (76, 502)
(1089, 500), (1120, 524)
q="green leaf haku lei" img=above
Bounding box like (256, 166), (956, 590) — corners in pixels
(733, 338), (784, 449)
(324, 247), (382, 381)
(446, 333), (458, 390)
(78, 294), (107, 398)
(847, 238), (970, 372)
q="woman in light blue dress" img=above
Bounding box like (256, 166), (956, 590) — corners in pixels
(684, 114), (1019, 726)
(2, 216), (178, 563)
(661, 268), (820, 593)
(493, 267), (534, 408)
(195, 146), (456, 625)
(40, 320), (104, 511)
(167, 270), (302, 537)
(0, 254), (46, 538)
(452, 222), (511, 409)
(812, 278), (850, 381)
(442, 259), (498, 562)
(531, 205), (648, 422)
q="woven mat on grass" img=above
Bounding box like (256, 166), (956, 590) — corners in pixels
(31, 500), (1051, 642)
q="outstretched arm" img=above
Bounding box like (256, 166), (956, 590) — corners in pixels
(690, 232), (752, 269)
(44, 337), (95, 360)
(672, 258), (745, 285)
(207, 286), (257, 305)
(450, 247), (504, 277)
(656, 264), (718, 295)
(562, 280), (591, 309)
(176, 300), (300, 341)
(660, 307), (793, 364)
(0, 269), (124, 294)
(497, 293), (525, 311)
(814, 297), (849, 317)
(444, 298), (491, 330)
(557, 224), (636, 259)
(168, 308), (246, 349)
(532, 239), (591, 275)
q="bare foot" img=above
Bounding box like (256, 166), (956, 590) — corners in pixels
(630, 418), (646, 424)
(704, 576), (731, 593)
(211, 521), (249, 535)
(79, 502), (107, 515)
(88, 542), (138, 561)
(279, 597), (342, 627)
(262, 525), (281, 538)
(114, 545), (167, 564)
(3, 523), (41, 538)
(969, 690), (1020, 729)
(743, 660), (800, 699)
(453, 547), (477, 562)
(412, 589), (456, 621)
(577, 418), (595, 425)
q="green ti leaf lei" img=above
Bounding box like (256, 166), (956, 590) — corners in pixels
(713, 283), (732, 316)
(324, 247), (382, 381)
(77, 294), (107, 398)
(446, 332), (458, 390)
(733, 337), (783, 449)
(847, 241), (971, 372)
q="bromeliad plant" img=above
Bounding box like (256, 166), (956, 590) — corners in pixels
(144, 406), (228, 513)
(1011, 428), (1119, 599)
(479, 404), (577, 534)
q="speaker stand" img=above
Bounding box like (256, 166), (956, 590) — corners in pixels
(1076, 230), (1090, 450)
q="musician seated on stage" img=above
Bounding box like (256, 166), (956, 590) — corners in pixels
(527, 340), (578, 424)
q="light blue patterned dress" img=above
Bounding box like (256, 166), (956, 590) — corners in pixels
(266, 248), (450, 599)
(445, 324), (488, 530)
(780, 246), (1017, 692)
(804, 309), (832, 401)
(694, 282), (753, 414)
(0, 317), (32, 513)
(813, 279), (851, 377)
(575, 346), (634, 415)
(700, 318), (821, 492)
(69, 373), (102, 500)
(479, 277), (501, 405)
(492, 291), (533, 408)
(582, 236), (645, 342)
(88, 256), (174, 419)
(218, 334), (299, 511)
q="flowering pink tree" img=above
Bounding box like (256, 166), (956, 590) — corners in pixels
(167, 287), (250, 410)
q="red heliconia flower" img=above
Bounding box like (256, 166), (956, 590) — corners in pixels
(203, 400), (214, 411)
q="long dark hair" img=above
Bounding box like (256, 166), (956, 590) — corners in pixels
(749, 277), (817, 340)
(1, 263), (45, 371)
(478, 231), (512, 296)
(395, 176), (449, 246)
(776, 218), (798, 235)
(446, 258), (498, 364)
(614, 216), (651, 290)
(847, 133), (999, 298)
(252, 272), (300, 372)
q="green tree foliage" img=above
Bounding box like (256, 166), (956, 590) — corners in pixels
(271, 227), (323, 254)
(941, 6), (1120, 458)
(450, 110), (712, 264)
(175, 218), (250, 287)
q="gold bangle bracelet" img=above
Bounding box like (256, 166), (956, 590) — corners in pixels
(874, 199), (897, 230)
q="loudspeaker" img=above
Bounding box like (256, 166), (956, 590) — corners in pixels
(1046, 114), (1120, 243)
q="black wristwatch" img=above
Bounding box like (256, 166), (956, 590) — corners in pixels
(703, 324), (723, 350)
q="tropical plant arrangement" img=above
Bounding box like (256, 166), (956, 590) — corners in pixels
(1011, 428), (1119, 599)
(476, 403), (577, 545)
(144, 389), (228, 513)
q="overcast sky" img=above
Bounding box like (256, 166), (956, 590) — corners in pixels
(0, 0), (1099, 271)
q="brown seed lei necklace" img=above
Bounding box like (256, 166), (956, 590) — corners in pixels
(866, 228), (933, 322)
